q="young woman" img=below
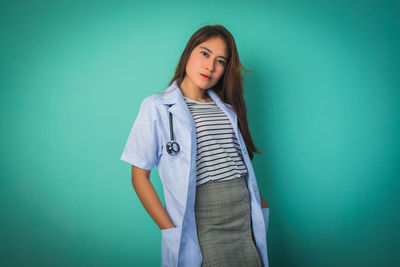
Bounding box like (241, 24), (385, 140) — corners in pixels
(121, 24), (270, 267)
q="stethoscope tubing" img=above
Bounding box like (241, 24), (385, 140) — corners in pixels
(166, 105), (180, 155)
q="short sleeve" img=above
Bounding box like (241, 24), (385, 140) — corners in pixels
(120, 95), (163, 170)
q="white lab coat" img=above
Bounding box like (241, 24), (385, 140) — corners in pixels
(121, 80), (270, 267)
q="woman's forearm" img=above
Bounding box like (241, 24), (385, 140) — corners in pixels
(131, 165), (176, 230)
(259, 193), (269, 208)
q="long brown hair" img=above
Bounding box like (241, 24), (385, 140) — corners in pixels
(168, 24), (261, 160)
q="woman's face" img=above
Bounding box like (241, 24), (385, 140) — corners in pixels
(184, 37), (228, 90)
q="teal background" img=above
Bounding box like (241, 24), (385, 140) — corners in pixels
(1, 0), (399, 266)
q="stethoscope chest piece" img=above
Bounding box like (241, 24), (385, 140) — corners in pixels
(166, 140), (180, 155)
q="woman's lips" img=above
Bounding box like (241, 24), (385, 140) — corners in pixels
(200, 73), (210, 80)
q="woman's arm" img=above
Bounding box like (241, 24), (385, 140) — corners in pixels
(259, 193), (269, 208)
(131, 165), (176, 230)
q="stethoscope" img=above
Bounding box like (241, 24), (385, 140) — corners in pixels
(166, 104), (180, 156)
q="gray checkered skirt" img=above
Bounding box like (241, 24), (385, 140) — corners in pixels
(194, 175), (262, 267)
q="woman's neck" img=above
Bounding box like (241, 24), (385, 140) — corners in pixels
(179, 77), (212, 102)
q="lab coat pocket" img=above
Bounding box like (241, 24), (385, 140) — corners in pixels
(162, 150), (185, 188)
(163, 148), (185, 168)
(261, 207), (269, 236)
(161, 226), (181, 267)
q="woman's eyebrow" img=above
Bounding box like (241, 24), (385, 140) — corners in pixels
(200, 46), (227, 60)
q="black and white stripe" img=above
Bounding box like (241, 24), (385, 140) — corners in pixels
(184, 96), (248, 186)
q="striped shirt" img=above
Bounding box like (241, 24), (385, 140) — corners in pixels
(183, 96), (248, 186)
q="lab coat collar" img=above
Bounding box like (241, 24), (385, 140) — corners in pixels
(207, 88), (238, 136)
(160, 80), (195, 137)
(160, 79), (238, 138)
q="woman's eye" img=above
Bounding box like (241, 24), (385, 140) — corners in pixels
(201, 51), (225, 65)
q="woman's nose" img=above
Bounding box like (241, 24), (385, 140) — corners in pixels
(206, 59), (215, 72)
